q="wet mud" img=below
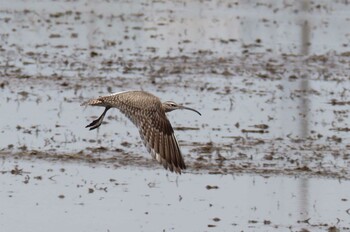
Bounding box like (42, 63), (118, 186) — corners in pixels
(1, 51), (350, 179)
(1, 0), (350, 231)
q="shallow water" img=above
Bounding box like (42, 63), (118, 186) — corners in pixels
(1, 158), (350, 232)
(1, 0), (350, 231)
(1, 58), (350, 178)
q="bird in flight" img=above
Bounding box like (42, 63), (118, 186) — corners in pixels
(81, 90), (201, 174)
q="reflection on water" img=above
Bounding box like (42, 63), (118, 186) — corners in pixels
(0, 1), (350, 231)
(299, 178), (310, 225)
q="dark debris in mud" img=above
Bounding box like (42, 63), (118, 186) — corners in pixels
(1, 131), (350, 180)
(0, 4), (350, 181)
(0, 2), (350, 232)
(328, 99), (350, 106)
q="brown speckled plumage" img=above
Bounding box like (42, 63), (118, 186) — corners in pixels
(81, 90), (201, 174)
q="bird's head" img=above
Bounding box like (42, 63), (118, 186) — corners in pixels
(162, 101), (201, 115)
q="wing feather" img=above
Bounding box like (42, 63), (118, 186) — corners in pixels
(137, 109), (186, 174)
(84, 90), (186, 173)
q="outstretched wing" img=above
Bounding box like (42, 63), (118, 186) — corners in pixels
(82, 90), (186, 173)
(139, 109), (186, 174)
(122, 106), (186, 174)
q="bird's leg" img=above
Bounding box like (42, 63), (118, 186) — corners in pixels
(86, 106), (111, 130)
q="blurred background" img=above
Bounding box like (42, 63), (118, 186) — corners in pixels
(0, 0), (350, 231)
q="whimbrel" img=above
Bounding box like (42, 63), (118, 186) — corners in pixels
(81, 90), (201, 174)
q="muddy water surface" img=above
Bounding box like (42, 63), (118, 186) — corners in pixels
(1, 0), (350, 231)
(1, 158), (350, 231)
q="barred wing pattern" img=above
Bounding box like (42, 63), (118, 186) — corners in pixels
(115, 93), (186, 174)
(85, 91), (186, 174)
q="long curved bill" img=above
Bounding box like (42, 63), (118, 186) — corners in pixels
(180, 106), (201, 116)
